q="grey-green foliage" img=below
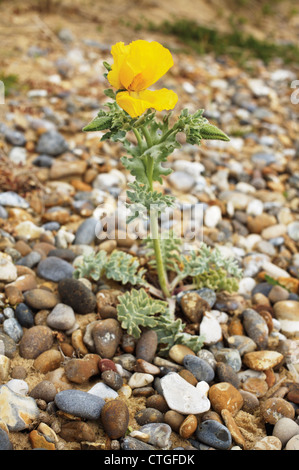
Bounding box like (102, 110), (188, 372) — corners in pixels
(144, 235), (243, 293)
(73, 249), (147, 287)
(116, 288), (204, 355)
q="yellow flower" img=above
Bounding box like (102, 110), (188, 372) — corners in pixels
(107, 40), (178, 118)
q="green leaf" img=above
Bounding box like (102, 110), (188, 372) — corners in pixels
(73, 250), (108, 281)
(105, 250), (148, 286)
(82, 111), (112, 132)
(117, 288), (168, 338)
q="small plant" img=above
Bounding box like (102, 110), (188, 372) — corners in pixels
(73, 249), (147, 286)
(82, 40), (239, 353)
(117, 288), (204, 356)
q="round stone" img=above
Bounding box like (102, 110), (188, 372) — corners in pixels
(100, 399), (129, 439)
(24, 289), (59, 310)
(242, 308), (269, 349)
(64, 355), (100, 384)
(181, 292), (210, 323)
(272, 417), (299, 447)
(261, 398), (295, 424)
(46, 303), (76, 330)
(215, 362), (240, 388)
(58, 278), (97, 314)
(183, 354), (215, 383)
(179, 414), (198, 439)
(33, 349), (62, 374)
(285, 435), (299, 450)
(19, 326), (54, 359)
(208, 382), (243, 416)
(29, 380), (57, 403)
(59, 421), (96, 443)
(213, 348), (242, 372)
(102, 370), (123, 391)
(36, 130), (68, 156)
(195, 419), (232, 450)
(138, 422), (172, 448)
(135, 407), (164, 425)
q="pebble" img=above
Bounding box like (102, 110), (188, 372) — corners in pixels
(36, 130), (68, 156)
(242, 308), (269, 349)
(183, 354), (215, 383)
(180, 291), (209, 323)
(242, 377), (268, 397)
(102, 370), (123, 390)
(54, 389), (105, 419)
(285, 435), (299, 450)
(242, 350), (283, 370)
(6, 378), (29, 396)
(88, 382), (118, 400)
(261, 397), (295, 424)
(19, 325), (54, 359)
(58, 278), (97, 314)
(272, 417), (299, 447)
(195, 419), (232, 450)
(199, 312), (222, 345)
(135, 407), (164, 425)
(121, 436), (156, 450)
(74, 217), (97, 245)
(179, 414), (198, 439)
(64, 354), (100, 384)
(0, 258), (18, 282)
(100, 399), (129, 439)
(0, 428), (13, 450)
(29, 380), (57, 402)
(128, 372), (154, 389)
(138, 423), (172, 448)
(3, 318), (23, 343)
(24, 288), (59, 310)
(33, 349), (62, 374)
(273, 300), (299, 337)
(169, 344), (195, 364)
(208, 382), (243, 416)
(160, 372), (210, 415)
(215, 362), (240, 388)
(0, 191), (29, 209)
(226, 335), (257, 355)
(135, 329), (158, 363)
(9, 146), (27, 164)
(204, 205), (222, 228)
(212, 348), (242, 372)
(59, 421), (96, 443)
(92, 318), (122, 358)
(14, 221), (45, 240)
(0, 384), (39, 431)
(221, 409), (246, 449)
(37, 256), (74, 282)
(253, 436), (282, 450)
(46, 303), (76, 330)
(0, 354), (11, 381)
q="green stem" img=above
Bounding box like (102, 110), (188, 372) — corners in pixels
(132, 128), (143, 150)
(146, 151), (170, 298)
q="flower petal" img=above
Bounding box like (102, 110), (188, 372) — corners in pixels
(116, 89), (178, 118)
(107, 42), (131, 89)
(119, 40), (174, 92)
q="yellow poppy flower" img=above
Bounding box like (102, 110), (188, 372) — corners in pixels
(107, 40), (178, 118)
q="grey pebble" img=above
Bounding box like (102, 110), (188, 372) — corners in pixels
(37, 256), (74, 282)
(138, 423), (172, 448)
(3, 318), (23, 343)
(46, 303), (76, 330)
(15, 303), (34, 328)
(212, 348), (242, 372)
(121, 436), (157, 450)
(74, 217), (98, 245)
(16, 251), (41, 268)
(36, 130), (68, 156)
(54, 390), (105, 420)
(0, 191), (29, 209)
(0, 428), (13, 450)
(183, 354), (215, 383)
(195, 419), (232, 450)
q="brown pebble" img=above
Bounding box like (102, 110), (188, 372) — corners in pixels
(136, 329), (158, 363)
(228, 317), (244, 336)
(30, 380), (57, 402)
(135, 358), (160, 375)
(92, 318), (122, 359)
(4, 285), (24, 305)
(169, 344), (195, 365)
(179, 414), (197, 439)
(221, 409), (246, 449)
(164, 410), (185, 433)
(181, 292), (209, 323)
(59, 421), (96, 443)
(19, 325), (54, 359)
(29, 430), (56, 450)
(239, 390), (260, 414)
(101, 399), (129, 439)
(264, 368), (276, 388)
(261, 397), (295, 424)
(178, 369), (198, 386)
(24, 288), (59, 310)
(146, 394), (169, 413)
(102, 370), (123, 391)
(59, 342), (75, 358)
(135, 407), (164, 425)
(201, 410), (222, 423)
(132, 386), (154, 397)
(64, 354), (100, 384)
(99, 358), (117, 373)
(71, 329), (89, 356)
(209, 382), (244, 416)
(11, 365), (27, 380)
(242, 377), (268, 398)
(34, 349), (62, 373)
(287, 384), (299, 404)
(14, 240), (32, 256)
(243, 350), (283, 370)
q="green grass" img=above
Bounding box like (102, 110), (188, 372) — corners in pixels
(145, 18), (299, 65)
